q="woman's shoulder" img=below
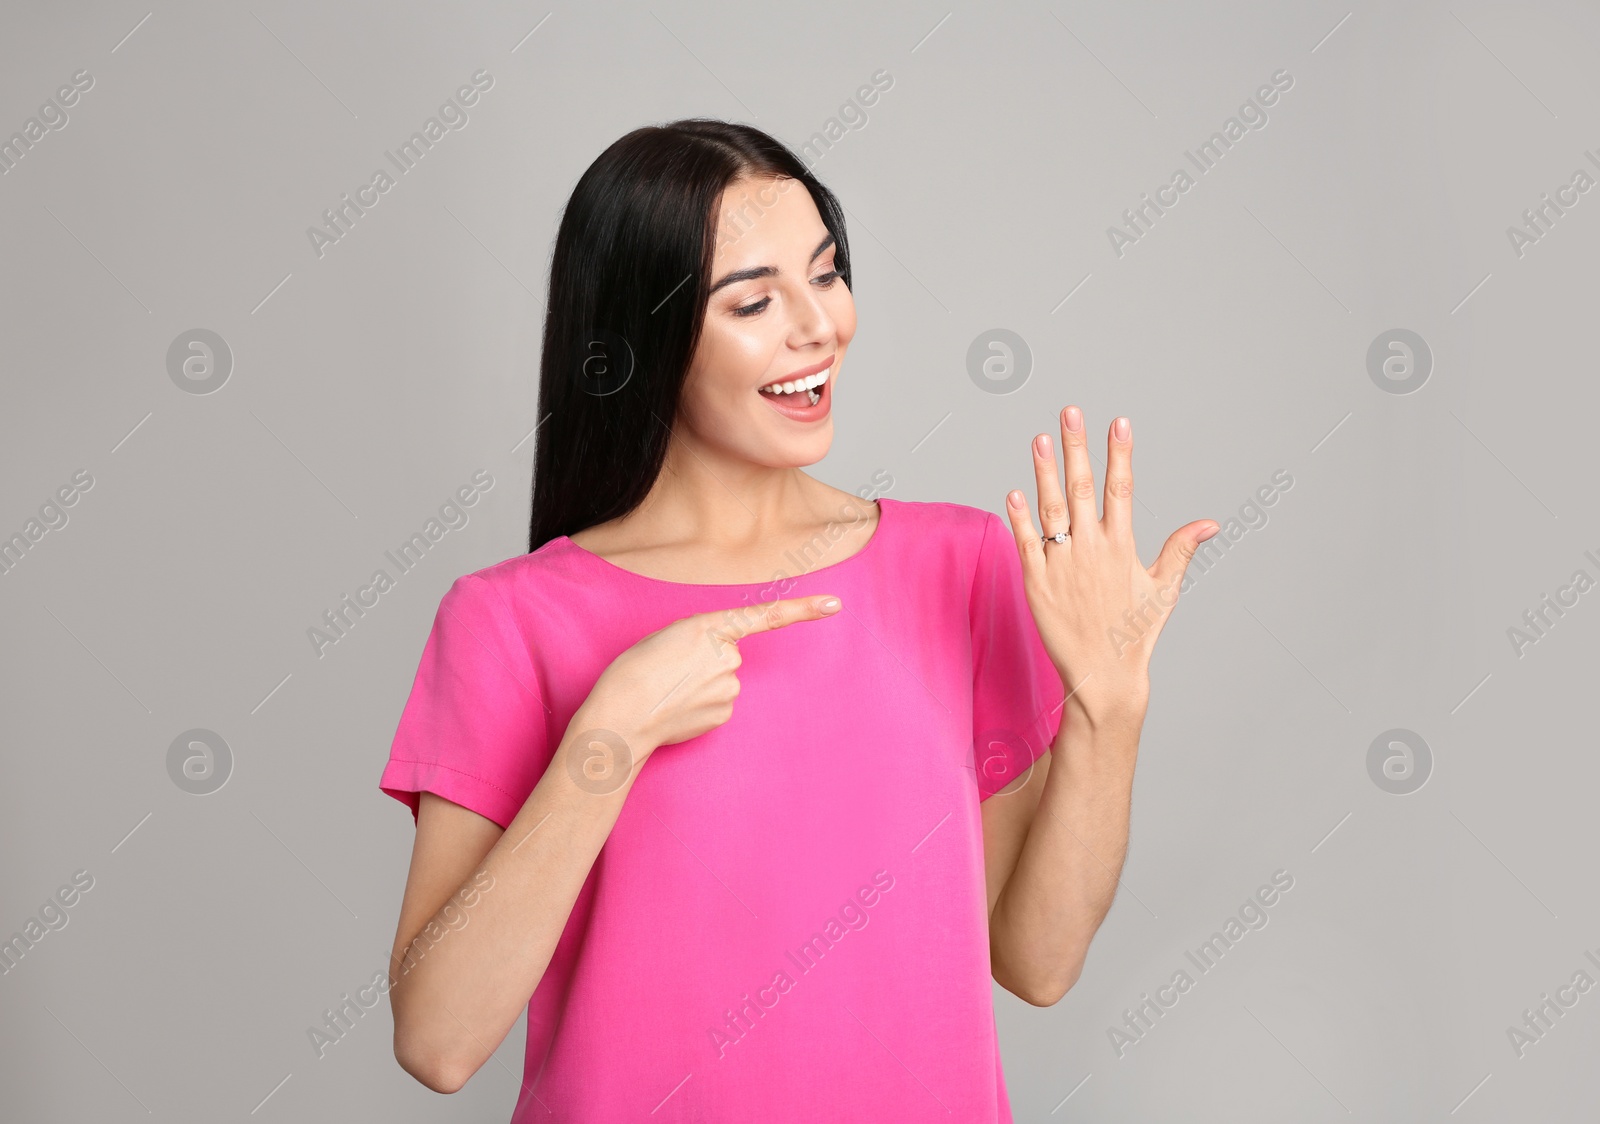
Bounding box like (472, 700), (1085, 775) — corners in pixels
(871, 499), (1022, 613)
(881, 496), (1002, 544)
(434, 536), (594, 609)
(874, 498), (1012, 586)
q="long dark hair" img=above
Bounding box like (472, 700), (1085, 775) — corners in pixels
(527, 118), (852, 552)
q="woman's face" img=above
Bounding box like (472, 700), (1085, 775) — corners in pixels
(675, 174), (857, 469)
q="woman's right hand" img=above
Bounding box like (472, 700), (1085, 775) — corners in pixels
(579, 595), (842, 759)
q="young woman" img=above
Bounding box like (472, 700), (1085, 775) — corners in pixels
(378, 118), (1217, 1122)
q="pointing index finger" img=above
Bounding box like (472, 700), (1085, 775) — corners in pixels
(706, 595), (842, 646)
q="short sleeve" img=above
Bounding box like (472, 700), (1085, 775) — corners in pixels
(969, 511), (1065, 800)
(378, 573), (550, 830)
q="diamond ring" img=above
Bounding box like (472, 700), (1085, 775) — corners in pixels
(1041, 531), (1070, 544)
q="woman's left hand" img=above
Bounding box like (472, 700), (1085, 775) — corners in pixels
(1004, 406), (1218, 731)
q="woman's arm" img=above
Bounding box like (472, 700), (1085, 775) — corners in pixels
(388, 702), (654, 1093)
(984, 406), (1215, 1005)
(985, 709), (1142, 1006)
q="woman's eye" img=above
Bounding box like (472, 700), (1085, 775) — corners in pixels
(731, 270), (841, 317)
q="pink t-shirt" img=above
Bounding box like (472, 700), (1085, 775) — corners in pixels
(379, 497), (1066, 1122)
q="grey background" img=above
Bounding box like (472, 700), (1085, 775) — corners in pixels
(2, 1), (1595, 1120)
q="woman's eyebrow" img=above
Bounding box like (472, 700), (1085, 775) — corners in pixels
(708, 233), (836, 294)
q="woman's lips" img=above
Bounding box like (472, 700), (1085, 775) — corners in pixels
(758, 369), (831, 422)
(776, 355), (835, 384)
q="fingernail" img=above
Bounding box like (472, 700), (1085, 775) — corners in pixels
(818, 597), (841, 613)
(1007, 490), (1025, 510)
(1114, 417), (1130, 441)
(1034, 434), (1051, 456)
(1064, 406), (1083, 433)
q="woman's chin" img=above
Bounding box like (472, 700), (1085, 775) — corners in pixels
(750, 434), (833, 471)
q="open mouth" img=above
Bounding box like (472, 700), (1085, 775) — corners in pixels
(757, 364), (829, 407)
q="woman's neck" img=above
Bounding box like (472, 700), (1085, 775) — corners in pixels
(567, 455), (879, 585)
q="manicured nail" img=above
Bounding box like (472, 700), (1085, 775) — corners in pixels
(1114, 417), (1130, 441)
(1034, 434), (1051, 457)
(818, 597), (841, 613)
(1007, 490), (1026, 510)
(1064, 406), (1083, 433)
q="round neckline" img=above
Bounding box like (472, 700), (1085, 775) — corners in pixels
(555, 497), (892, 589)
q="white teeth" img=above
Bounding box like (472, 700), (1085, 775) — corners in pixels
(760, 368), (831, 395)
